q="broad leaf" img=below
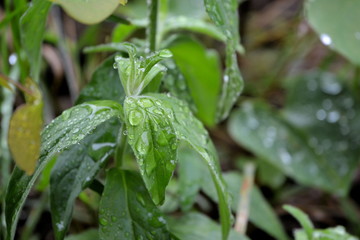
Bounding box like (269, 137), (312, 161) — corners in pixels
(50, 119), (119, 240)
(148, 93), (232, 240)
(168, 36), (221, 126)
(64, 229), (98, 240)
(306, 0), (360, 65)
(202, 172), (288, 240)
(168, 212), (249, 240)
(20, 0), (52, 83)
(124, 96), (178, 205)
(8, 103), (43, 175)
(5, 101), (123, 240)
(54, 0), (119, 25)
(76, 56), (125, 104)
(168, 0), (207, 19)
(228, 100), (344, 194)
(99, 169), (170, 239)
(283, 71), (360, 195)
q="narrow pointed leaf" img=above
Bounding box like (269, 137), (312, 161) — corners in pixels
(51, 119), (120, 240)
(148, 93), (232, 240)
(99, 169), (170, 239)
(124, 96), (178, 205)
(284, 205), (314, 238)
(55, 0), (119, 25)
(20, 0), (52, 82)
(5, 101), (123, 240)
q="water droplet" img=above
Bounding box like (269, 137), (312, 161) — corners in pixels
(320, 33), (332, 46)
(327, 110), (340, 123)
(100, 218), (108, 226)
(156, 132), (167, 146)
(159, 49), (173, 58)
(111, 216), (117, 222)
(136, 132), (150, 155)
(56, 221), (64, 231)
(316, 109), (327, 121)
(322, 99), (333, 110)
(73, 128), (79, 134)
(138, 98), (153, 108)
(113, 62), (118, 69)
(129, 110), (143, 126)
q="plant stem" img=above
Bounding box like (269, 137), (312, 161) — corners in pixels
(234, 162), (255, 234)
(147, 0), (159, 52)
(115, 125), (128, 168)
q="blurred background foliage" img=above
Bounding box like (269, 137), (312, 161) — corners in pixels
(1, 0), (360, 239)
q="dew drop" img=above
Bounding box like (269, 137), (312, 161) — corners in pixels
(100, 218), (108, 226)
(320, 33), (332, 46)
(129, 110), (143, 126)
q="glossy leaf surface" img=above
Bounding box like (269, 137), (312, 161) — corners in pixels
(5, 101), (123, 240)
(202, 172), (288, 240)
(168, 212), (249, 240)
(55, 0), (119, 24)
(149, 93), (232, 240)
(99, 169), (170, 239)
(8, 103), (43, 175)
(20, 0), (52, 82)
(64, 229), (98, 240)
(168, 36), (221, 126)
(306, 0), (360, 65)
(50, 119), (119, 240)
(124, 96), (178, 205)
(76, 56), (125, 104)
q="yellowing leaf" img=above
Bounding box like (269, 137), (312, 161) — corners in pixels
(54, 0), (119, 24)
(8, 103), (43, 175)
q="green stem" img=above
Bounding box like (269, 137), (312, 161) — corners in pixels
(115, 125), (128, 169)
(147, 0), (159, 52)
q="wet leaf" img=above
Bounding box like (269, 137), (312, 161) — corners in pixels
(168, 212), (249, 240)
(51, 119), (120, 240)
(76, 56), (125, 104)
(20, 0), (52, 82)
(283, 71), (360, 195)
(148, 93), (232, 240)
(64, 229), (98, 240)
(124, 96), (178, 205)
(202, 172), (288, 240)
(168, 36), (221, 126)
(54, 0), (119, 25)
(5, 101), (123, 240)
(8, 103), (43, 175)
(306, 0), (360, 65)
(228, 100), (339, 194)
(99, 169), (170, 239)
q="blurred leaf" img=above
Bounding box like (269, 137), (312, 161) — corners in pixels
(76, 56), (125, 104)
(0, 74), (12, 90)
(283, 71), (360, 195)
(178, 144), (206, 211)
(124, 96), (178, 205)
(202, 171), (288, 240)
(149, 93), (232, 240)
(257, 160), (286, 189)
(168, 0), (207, 19)
(306, 0), (360, 65)
(64, 229), (98, 240)
(83, 43), (128, 54)
(5, 101), (123, 240)
(99, 169), (170, 239)
(112, 24), (138, 42)
(168, 212), (249, 240)
(55, 0), (119, 25)
(119, 0), (128, 6)
(284, 205), (314, 239)
(8, 103), (43, 175)
(168, 36), (221, 126)
(228, 100), (349, 195)
(20, 0), (52, 82)
(51, 120), (119, 240)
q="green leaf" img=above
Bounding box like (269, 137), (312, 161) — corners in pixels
(284, 205), (314, 239)
(148, 93), (232, 240)
(64, 229), (98, 240)
(83, 43), (128, 54)
(20, 0), (52, 83)
(168, 36), (221, 126)
(5, 101), (123, 240)
(228, 100), (343, 194)
(76, 56), (125, 104)
(177, 144), (206, 211)
(54, 0), (119, 25)
(305, 0), (360, 65)
(50, 119), (119, 240)
(168, 212), (249, 240)
(202, 172), (288, 240)
(99, 169), (170, 239)
(112, 24), (138, 42)
(283, 71), (360, 195)
(168, 0), (207, 19)
(124, 96), (178, 205)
